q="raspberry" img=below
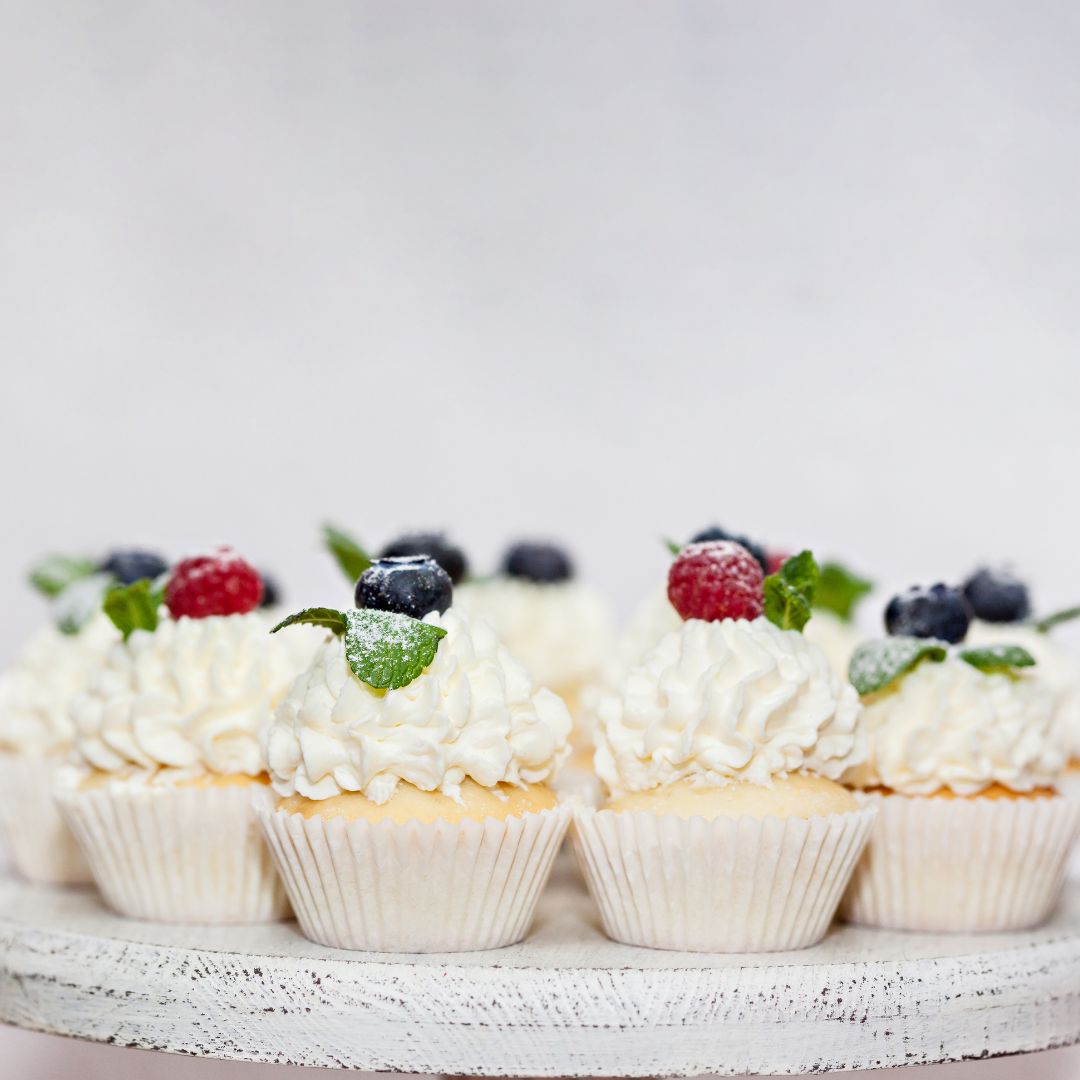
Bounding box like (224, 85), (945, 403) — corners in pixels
(765, 550), (792, 576)
(165, 547), (264, 619)
(668, 541), (764, 622)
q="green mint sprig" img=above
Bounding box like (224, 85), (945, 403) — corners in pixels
(663, 537), (683, 556)
(763, 550), (818, 632)
(273, 606), (447, 690)
(813, 561), (873, 622)
(849, 638), (1036, 695)
(103, 579), (165, 641)
(29, 554), (98, 598)
(1033, 606), (1080, 634)
(323, 523), (373, 584)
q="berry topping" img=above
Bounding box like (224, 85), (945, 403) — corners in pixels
(502, 542), (573, 584)
(99, 549), (168, 585)
(355, 556), (452, 619)
(765, 550), (791, 576)
(379, 532), (468, 585)
(690, 526), (768, 573)
(164, 548), (264, 619)
(259, 572), (280, 608)
(668, 541), (764, 622)
(884, 583), (971, 643)
(962, 567), (1030, 624)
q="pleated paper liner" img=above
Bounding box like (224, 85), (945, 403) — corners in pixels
(55, 768), (290, 923)
(573, 803), (876, 952)
(0, 752), (91, 885)
(258, 800), (571, 952)
(841, 790), (1080, 932)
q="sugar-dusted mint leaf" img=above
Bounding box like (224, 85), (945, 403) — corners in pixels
(763, 550), (818, 632)
(814, 561), (873, 622)
(343, 608), (447, 690)
(957, 644), (1036, 674)
(663, 537), (683, 556)
(323, 523), (372, 584)
(271, 607), (347, 636)
(1033, 605), (1080, 634)
(29, 554), (98, 598)
(55, 574), (112, 636)
(103, 579), (164, 641)
(848, 637), (947, 695)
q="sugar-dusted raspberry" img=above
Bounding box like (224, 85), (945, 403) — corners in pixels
(165, 547), (263, 619)
(765, 550), (792, 576)
(668, 541), (764, 622)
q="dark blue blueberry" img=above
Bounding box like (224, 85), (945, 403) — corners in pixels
(259, 572), (280, 608)
(379, 532), (468, 585)
(99, 549), (168, 585)
(690, 526), (768, 573)
(355, 556), (452, 619)
(962, 568), (1030, 624)
(885, 583), (971, 643)
(502, 542), (573, 584)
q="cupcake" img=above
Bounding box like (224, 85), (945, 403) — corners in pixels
(454, 541), (614, 715)
(842, 582), (1080, 931)
(575, 542), (874, 953)
(55, 548), (313, 923)
(0, 548), (169, 884)
(962, 567), (1080, 801)
(260, 555), (573, 952)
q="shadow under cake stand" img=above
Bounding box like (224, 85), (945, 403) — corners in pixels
(1, 856), (1078, 1077)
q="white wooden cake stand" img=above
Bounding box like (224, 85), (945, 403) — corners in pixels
(1, 856), (1078, 1076)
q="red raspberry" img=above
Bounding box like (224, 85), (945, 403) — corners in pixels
(766, 550), (792, 576)
(165, 547), (264, 619)
(668, 541), (764, 622)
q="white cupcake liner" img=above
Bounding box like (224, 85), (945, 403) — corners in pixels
(1060, 769), (1080, 879)
(55, 771), (290, 923)
(257, 800), (571, 952)
(0, 752), (92, 885)
(572, 804), (876, 952)
(841, 791), (1080, 932)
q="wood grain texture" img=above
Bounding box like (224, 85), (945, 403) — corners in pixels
(1, 857), (1078, 1076)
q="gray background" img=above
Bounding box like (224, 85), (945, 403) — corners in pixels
(2, 1), (1079, 1075)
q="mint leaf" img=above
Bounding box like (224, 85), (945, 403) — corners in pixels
(1033, 606), (1080, 634)
(29, 554), (98, 598)
(957, 644), (1036, 674)
(103, 579), (164, 641)
(763, 549), (818, 632)
(848, 638), (947, 695)
(814, 561), (873, 622)
(271, 607), (347, 636)
(55, 574), (112, 635)
(663, 537), (682, 556)
(343, 608), (447, 690)
(323, 523), (373, 584)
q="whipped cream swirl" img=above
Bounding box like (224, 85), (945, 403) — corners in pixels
(454, 579), (614, 693)
(845, 654), (1062, 795)
(594, 616), (863, 797)
(265, 608), (572, 803)
(71, 612), (313, 776)
(0, 617), (118, 756)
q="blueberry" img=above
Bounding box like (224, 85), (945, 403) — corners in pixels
(962, 568), (1030, 624)
(885, 583), (972, 643)
(379, 532), (468, 585)
(502, 542), (573, 584)
(99, 549), (168, 585)
(355, 556), (452, 619)
(690, 526), (768, 573)
(259, 572), (280, 608)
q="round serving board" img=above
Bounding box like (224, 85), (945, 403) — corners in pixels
(1, 856), (1079, 1076)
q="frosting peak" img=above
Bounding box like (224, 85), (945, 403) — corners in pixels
(71, 612), (312, 776)
(594, 616), (863, 797)
(265, 608), (572, 803)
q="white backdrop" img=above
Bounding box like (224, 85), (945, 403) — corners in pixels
(2, 1), (1079, 1075)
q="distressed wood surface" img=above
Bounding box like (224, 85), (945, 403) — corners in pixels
(0, 856), (1078, 1076)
